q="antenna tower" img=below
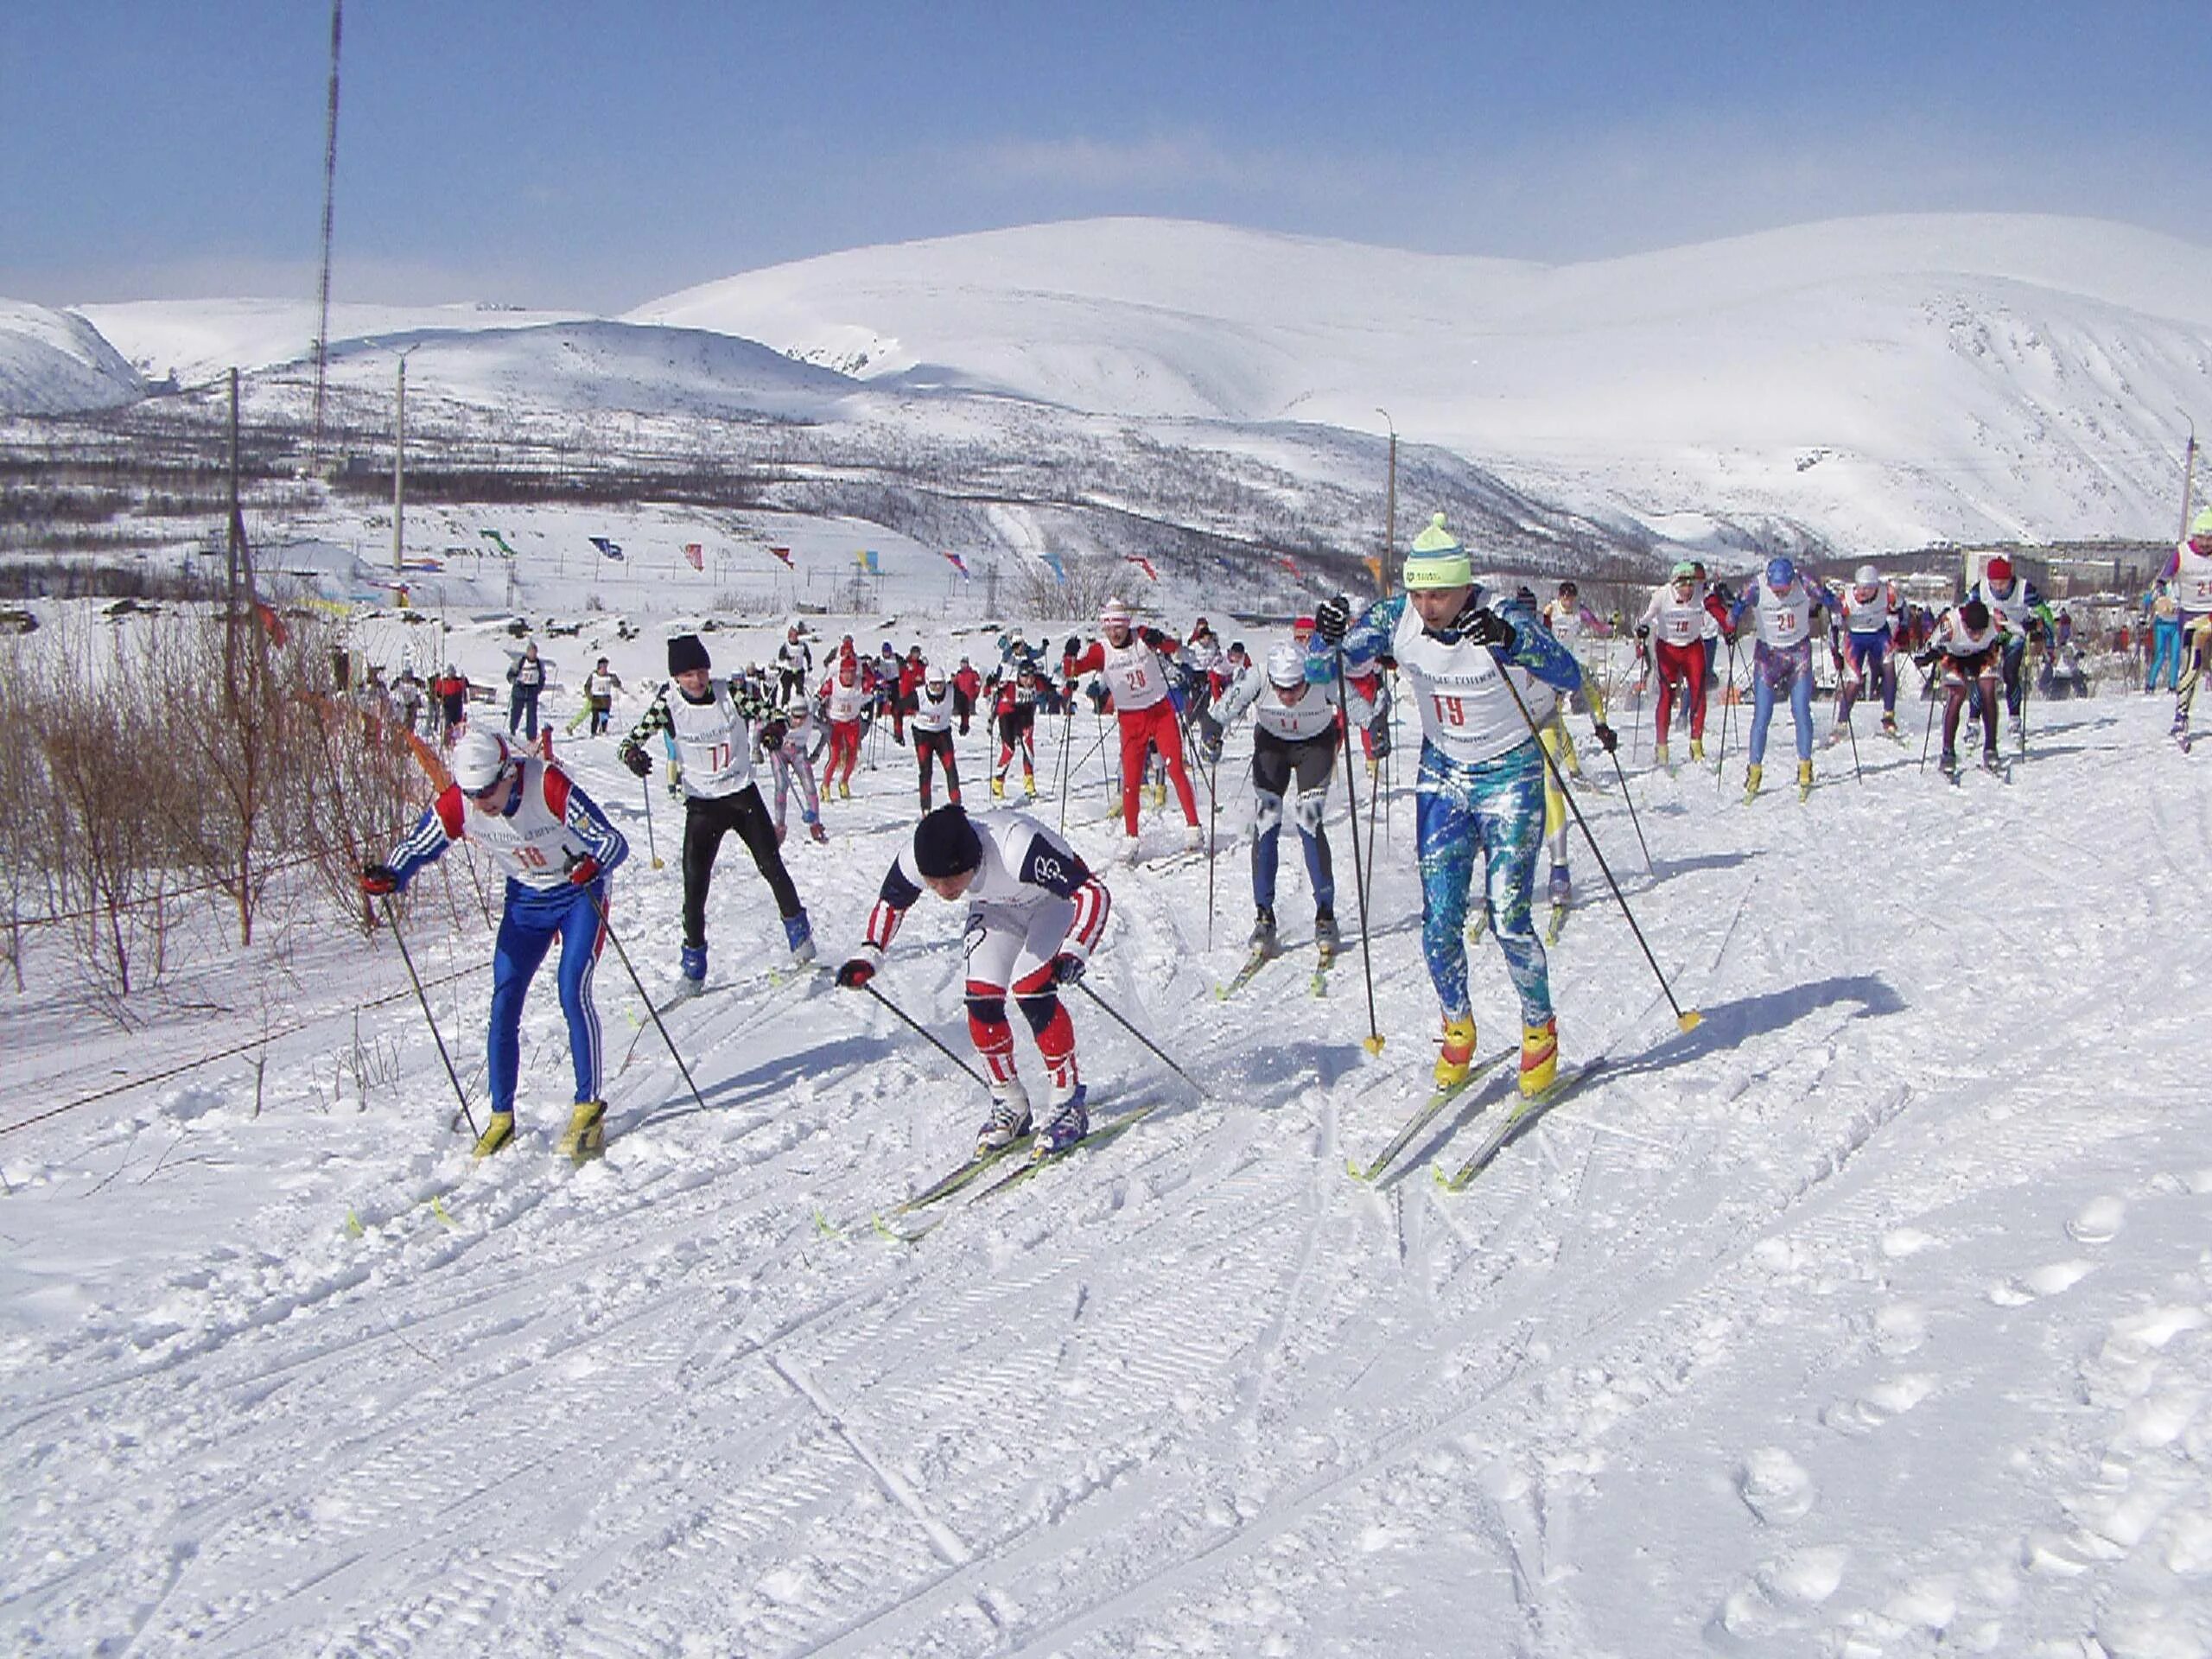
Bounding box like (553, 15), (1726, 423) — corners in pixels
(309, 0), (344, 470)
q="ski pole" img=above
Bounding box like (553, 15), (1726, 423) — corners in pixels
(1204, 737), (1222, 950)
(1074, 979), (1204, 1095)
(1332, 644), (1386, 1055)
(584, 887), (710, 1118)
(378, 893), (480, 1138)
(1606, 745), (1654, 874)
(641, 772), (664, 869)
(2017, 634), (2032, 755)
(1844, 695), (1864, 785)
(1489, 651), (1701, 1033)
(1919, 653), (1942, 772)
(1713, 637), (1739, 792)
(1054, 705), (1074, 833)
(861, 982), (990, 1092)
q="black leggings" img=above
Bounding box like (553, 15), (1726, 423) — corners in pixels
(682, 784), (802, 950)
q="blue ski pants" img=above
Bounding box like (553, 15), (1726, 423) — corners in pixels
(488, 877), (607, 1116)
(1747, 639), (1815, 766)
(1414, 738), (1552, 1029)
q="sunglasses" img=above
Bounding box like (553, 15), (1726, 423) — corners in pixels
(468, 767), (512, 801)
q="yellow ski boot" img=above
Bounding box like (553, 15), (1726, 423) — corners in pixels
(1796, 759), (1815, 801)
(1433, 1015), (1478, 1090)
(1518, 1017), (1560, 1099)
(1652, 741), (1669, 769)
(1024, 773), (1039, 798)
(472, 1111), (516, 1160)
(1741, 762), (1763, 804)
(1689, 739), (1706, 761)
(838, 779), (852, 800)
(990, 775), (1007, 800)
(556, 1099), (607, 1165)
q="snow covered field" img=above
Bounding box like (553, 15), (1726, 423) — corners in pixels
(4, 652), (2209, 1656)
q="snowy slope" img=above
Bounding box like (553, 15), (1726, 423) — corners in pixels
(0, 299), (145, 413)
(3, 619), (2209, 1654)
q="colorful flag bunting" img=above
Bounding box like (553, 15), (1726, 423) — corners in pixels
(479, 529), (519, 558)
(683, 543), (703, 571)
(1039, 552), (1066, 583)
(589, 537), (624, 561)
(1124, 555), (1159, 582)
(942, 551), (970, 578)
(766, 545), (794, 568)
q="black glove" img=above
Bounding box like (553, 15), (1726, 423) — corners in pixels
(1914, 649), (1940, 671)
(836, 957), (876, 990)
(1314, 596), (1352, 645)
(1592, 722), (1618, 753)
(1140, 626), (1169, 650)
(619, 744), (652, 779)
(1459, 607), (1516, 651)
(1712, 583), (1738, 611)
(759, 718), (788, 753)
(1635, 623), (1651, 641)
(360, 862), (399, 896)
(1052, 951), (1087, 986)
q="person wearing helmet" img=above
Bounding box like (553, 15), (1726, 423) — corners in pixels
(617, 634), (816, 1000)
(775, 618), (813, 705)
(1967, 554), (2054, 741)
(907, 661), (963, 811)
(1914, 596), (2006, 777)
(1065, 599), (1203, 853)
(1634, 561), (1713, 769)
(1834, 563), (1904, 741)
(1538, 581), (1613, 780)
(1722, 556), (1840, 803)
(1313, 512), (1591, 1100)
(837, 803), (1113, 1160)
(1208, 640), (1374, 967)
(2154, 511), (2212, 738)
(360, 728), (630, 1162)
(1178, 616), (1224, 723)
(763, 683), (830, 848)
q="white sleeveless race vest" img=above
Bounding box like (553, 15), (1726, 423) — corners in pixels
(665, 679), (756, 798)
(823, 668), (868, 723)
(1642, 587), (1707, 647)
(467, 761), (597, 891)
(1976, 578), (2037, 632)
(1251, 680), (1346, 742)
(1843, 584), (1895, 636)
(1941, 613), (2001, 657)
(1745, 577), (1815, 649)
(912, 683), (957, 734)
(1392, 599), (1555, 767)
(1542, 599), (1588, 646)
(2172, 542), (2212, 614)
(1096, 635), (1171, 712)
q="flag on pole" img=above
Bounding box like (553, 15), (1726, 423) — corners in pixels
(766, 545), (794, 568)
(1039, 552), (1067, 584)
(941, 551), (970, 578)
(1362, 555), (1384, 590)
(1124, 555), (1159, 582)
(1274, 554), (1301, 576)
(682, 543), (703, 572)
(479, 529), (518, 558)
(854, 549), (881, 574)
(589, 537), (625, 562)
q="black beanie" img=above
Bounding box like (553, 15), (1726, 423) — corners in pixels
(912, 804), (982, 879)
(667, 633), (710, 675)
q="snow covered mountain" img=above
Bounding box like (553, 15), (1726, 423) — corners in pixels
(0, 299), (145, 414)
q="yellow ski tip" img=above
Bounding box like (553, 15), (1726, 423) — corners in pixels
(343, 1209), (365, 1239)
(1676, 1008), (1703, 1033)
(429, 1197), (458, 1228)
(1362, 1033), (1387, 1056)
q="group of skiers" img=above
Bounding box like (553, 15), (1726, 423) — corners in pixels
(359, 513), (2202, 1176)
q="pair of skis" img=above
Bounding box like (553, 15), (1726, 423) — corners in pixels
(855, 1101), (1162, 1243)
(1216, 938), (1338, 1001)
(1344, 1054), (1608, 1191)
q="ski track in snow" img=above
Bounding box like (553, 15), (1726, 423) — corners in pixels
(4, 688), (2212, 1657)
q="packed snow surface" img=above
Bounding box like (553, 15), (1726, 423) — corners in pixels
(4, 600), (2209, 1655)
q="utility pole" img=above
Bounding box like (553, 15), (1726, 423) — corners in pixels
(309, 0), (344, 470)
(1376, 408), (1397, 596)
(2179, 413), (2197, 543)
(392, 350), (410, 573)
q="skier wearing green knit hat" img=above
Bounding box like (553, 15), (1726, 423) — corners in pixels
(1315, 512), (1609, 1100)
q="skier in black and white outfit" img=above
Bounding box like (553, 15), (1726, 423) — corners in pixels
(836, 804), (1112, 1159)
(1205, 642), (1371, 961)
(618, 633), (815, 999)
(906, 660), (963, 811)
(773, 619), (814, 705)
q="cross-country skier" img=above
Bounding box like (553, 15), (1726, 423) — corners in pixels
(617, 633), (814, 1001)
(774, 619), (813, 704)
(1833, 563), (1903, 740)
(1724, 556), (1840, 802)
(1635, 561), (1713, 767)
(1065, 598), (1202, 853)
(818, 643), (869, 799)
(836, 804), (1112, 1159)
(361, 728), (627, 1161)
(2153, 511), (2212, 740)
(909, 661), (963, 810)
(989, 663), (1042, 798)
(1538, 580), (1612, 780)
(1211, 642), (1370, 961)
(952, 656), (982, 734)
(764, 685), (829, 846)
(1967, 555), (2052, 736)
(505, 642), (546, 741)
(1916, 596), (2005, 777)
(2145, 579), (2183, 693)
(1316, 512), (1586, 1098)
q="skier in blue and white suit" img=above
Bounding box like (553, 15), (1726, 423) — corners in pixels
(362, 728), (628, 1161)
(1316, 512), (1583, 1100)
(1724, 556), (1840, 799)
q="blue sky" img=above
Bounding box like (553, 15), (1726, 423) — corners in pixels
(6, 1), (2210, 311)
